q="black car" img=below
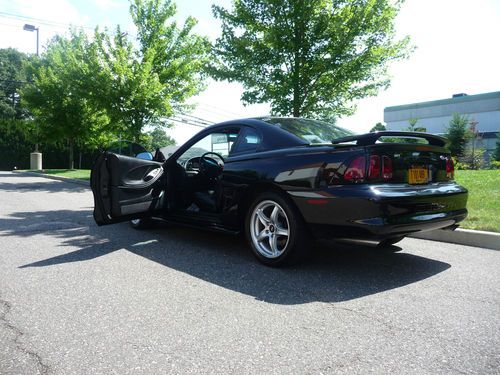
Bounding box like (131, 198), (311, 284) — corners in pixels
(90, 117), (468, 266)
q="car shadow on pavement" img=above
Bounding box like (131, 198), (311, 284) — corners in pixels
(2, 208), (451, 305)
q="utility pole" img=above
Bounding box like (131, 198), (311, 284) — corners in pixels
(23, 24), (42, 170)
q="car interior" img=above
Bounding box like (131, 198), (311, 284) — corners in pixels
(165, 128), (240, 214)
(109, 127), (262, 217)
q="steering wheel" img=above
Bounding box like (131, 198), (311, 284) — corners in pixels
(199, 152), (225, 178)
(185, 157), (201, 172)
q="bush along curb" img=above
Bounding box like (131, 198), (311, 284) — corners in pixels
(12, 170), (90, 187)
(410, 228), (500, 251)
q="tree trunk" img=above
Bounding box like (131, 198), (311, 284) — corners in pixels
(68, 139), (74, 170)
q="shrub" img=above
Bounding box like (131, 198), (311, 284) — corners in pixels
(458, 147), (485, 170)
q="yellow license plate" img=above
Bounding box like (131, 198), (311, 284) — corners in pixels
(408, 167), (428, 184)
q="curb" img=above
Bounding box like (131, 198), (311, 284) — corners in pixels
(410, 228), (500, 251)
(12, 170), (90, 188)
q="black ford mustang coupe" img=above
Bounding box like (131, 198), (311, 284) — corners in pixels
(90, 117), (468, 266)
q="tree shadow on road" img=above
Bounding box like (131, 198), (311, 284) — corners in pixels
(0, 172), (89, 193)
(1, 207), (451, 305)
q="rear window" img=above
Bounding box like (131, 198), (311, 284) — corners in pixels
(377, 135), (429, 145)
(260, 117), (353, 144)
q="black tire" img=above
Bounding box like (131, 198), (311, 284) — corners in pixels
(129, 218), (154, 230)
(377, 236), (405, 248)
(245, 191), (310, 267)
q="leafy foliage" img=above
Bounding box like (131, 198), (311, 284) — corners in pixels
(445, 113), (471, 157)
(210, 0), (411, 118)
(20, 0), (210, 167)
(458, 147), (485, 170)
(0, 119), (98, 170)
(492, 132), (500, 161)
(141, 125), (176, 151)
(21, 30), (111, 168)
(93, 0), (211, 140)
(370, 122), (386, 132)
(0, 119), (35, 170)
(0, 48), (31, 120)
(490, 160), (500, 169)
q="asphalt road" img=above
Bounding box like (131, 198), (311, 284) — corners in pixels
(0, 171), (499, 375)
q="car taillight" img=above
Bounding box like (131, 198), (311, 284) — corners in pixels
(382, 155), (393, 180)
(446, 157), (454, 179)
(368, 155), (381, 179)
(344, 156), (366, 182)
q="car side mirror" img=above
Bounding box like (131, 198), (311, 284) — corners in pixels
(136, 152), (153, 160)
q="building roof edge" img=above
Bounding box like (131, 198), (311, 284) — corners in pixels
(384, 91), (500, 113)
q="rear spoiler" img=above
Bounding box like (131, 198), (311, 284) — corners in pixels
(331, 131), (447, 147)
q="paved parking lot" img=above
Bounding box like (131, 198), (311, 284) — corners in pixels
(0, 171), (499, 374)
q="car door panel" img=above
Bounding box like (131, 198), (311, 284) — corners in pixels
(91, 152), (166, 225)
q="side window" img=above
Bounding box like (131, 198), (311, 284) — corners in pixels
(177, 129), (240, 166)
(107, 140), (153, 160)
(231, 127), (261, 154)
(211, 131), (239, 156)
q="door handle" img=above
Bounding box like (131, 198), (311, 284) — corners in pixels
(144, 168), (161, 182)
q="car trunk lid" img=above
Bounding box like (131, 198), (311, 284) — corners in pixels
(365, 143), (452, 184)
(332, 132), (453, 184)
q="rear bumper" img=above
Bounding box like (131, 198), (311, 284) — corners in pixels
(288, 182), (468, 240)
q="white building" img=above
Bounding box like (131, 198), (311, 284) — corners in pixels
(384, 91), (500, 157)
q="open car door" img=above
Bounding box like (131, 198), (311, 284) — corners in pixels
(90, 152), (166, 226)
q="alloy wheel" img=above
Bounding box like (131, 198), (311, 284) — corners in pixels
(250, 200), (290, 258)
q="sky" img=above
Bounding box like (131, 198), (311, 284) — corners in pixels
(1, 0), (499, 144)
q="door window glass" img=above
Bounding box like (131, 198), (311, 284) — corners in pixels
(177, 129), (240, 166)
(232, 127), (261, 154)
(108, 140), (152, 160)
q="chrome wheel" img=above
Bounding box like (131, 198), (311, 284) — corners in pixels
(250, 200), (290, 259)
(131, 219), (141, 226)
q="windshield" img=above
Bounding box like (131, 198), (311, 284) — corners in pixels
(260, 117), (354, 144)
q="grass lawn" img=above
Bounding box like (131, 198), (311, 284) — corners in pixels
(454, 169), (500, 233)
(25, 169), (91, 181)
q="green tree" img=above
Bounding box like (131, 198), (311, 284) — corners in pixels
(94, 0), (210, 140)
(370, 122), (386, 132)
(21, 30), (111, 169)
(0, 48), (31, 119)
(141, 125), (176, 151)
(210, 0), (411, 118)
(445, 113), (471, 157)
(21, 0), (210, 167)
